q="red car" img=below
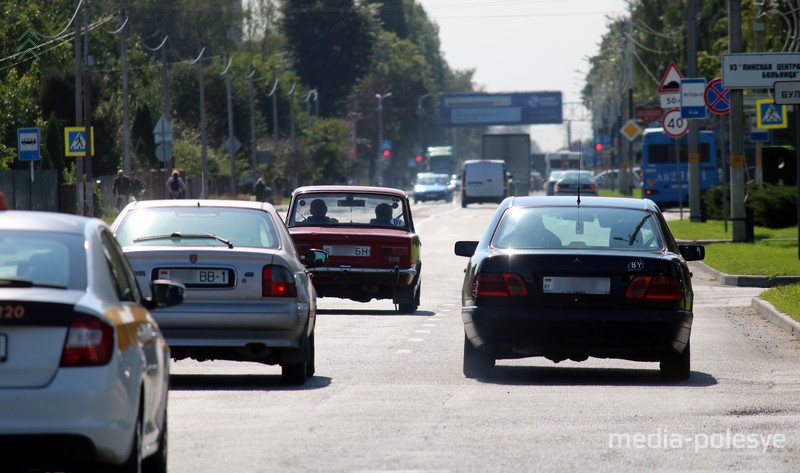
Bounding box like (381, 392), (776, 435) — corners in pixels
(285, 186), (422, 313)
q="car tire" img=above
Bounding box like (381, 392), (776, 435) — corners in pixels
(109, 404), (142, 473)
(660, 342), (691, 381)
(143, 416), (167, 473)
(282, 333), (309, 385)
(463, 333), (494, 378)
(461, 193), (468, 208)
(397, 278), (421, 314)
(305, 332), (316, 378)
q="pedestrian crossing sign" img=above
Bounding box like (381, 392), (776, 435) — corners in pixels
(64, 127), (95, 156)
(755, 99), (787, 129)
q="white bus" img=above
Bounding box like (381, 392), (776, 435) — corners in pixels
(544, 150), (587, 178)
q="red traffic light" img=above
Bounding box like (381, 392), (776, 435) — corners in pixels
(595, 142), (603, 152)
(382, 149), (391, 158)
(415, 155), (423, 162)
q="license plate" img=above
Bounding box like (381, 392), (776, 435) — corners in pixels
(157, 268), (231, 286)
(0, 334), (6, 362)
(542, 276), (610, 295)
(323, 245), (371, 257)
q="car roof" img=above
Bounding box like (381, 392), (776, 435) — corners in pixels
(506, 195), (659, 211)
(124, 199), (275, 211)
(0, 210), (99, 234)
(291, 185), (408, 197)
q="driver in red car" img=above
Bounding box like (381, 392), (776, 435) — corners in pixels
(306, 198), (338, 224)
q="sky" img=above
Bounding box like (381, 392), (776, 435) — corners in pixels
(416, 0), (629, 153)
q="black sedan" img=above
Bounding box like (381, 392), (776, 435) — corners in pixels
(554, 170), (597, 196)
(454, 196), (705, 380)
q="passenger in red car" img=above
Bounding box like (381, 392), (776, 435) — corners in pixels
(307, 198), (338, 224)
(371, 203), (393, 225)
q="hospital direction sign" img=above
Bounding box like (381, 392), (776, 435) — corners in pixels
(722, 52), (800, 89)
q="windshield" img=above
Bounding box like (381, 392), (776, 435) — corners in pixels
(416, 175), (449, 186)
(114, 207), (280, 248)
(287, 193), (407, 229)
(491, 207), (662, 251)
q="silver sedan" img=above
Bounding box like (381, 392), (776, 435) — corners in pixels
(0, 210), (183, 472)
(112, 199), (327, 385)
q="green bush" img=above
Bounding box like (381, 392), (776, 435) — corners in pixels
(704, 183), (797, 229)
(746, 183), (797, 228)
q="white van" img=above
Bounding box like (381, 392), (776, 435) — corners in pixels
(461, 159), (508, 208)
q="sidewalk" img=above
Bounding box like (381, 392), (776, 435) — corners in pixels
(696, 262), (800, 342)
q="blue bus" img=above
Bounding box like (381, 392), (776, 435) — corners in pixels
(641, 128), (718, 207)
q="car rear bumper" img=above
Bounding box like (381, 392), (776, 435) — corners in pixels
(309, 266), (418, 302)
(462, 306), (692, 362)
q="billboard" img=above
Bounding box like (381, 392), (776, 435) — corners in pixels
(439, 92), (563, 127)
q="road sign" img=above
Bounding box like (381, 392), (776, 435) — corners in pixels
(635, 105), (662, 124)
(439, 91), (562, 127)
(660, 92), (680, 109)
(704, 78), (730, 114)
(774, 81), (800, 105)
(17, 127), (40, 161)
(722, 52), (800, 89)
(620, 119), (642, 142)
(64, 127), (94, 157)
(661, 109), (688, 138)
(756, 99), (787, 129)
(750, 115), (769, 142)
(380, 139), (392, 151)
(153, 114), (173, 144)
(680, 78), (707, 119)
(223, 136), (242, 153)
(657, 62), (683, 93)
(155, 142), (173, 163)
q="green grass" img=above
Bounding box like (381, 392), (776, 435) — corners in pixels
(760, 285), (800, 324)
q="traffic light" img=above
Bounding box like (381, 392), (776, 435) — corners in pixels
(382, 149), (391, 158)
(595, 142), (603, 152)
(415, 154), (423, 163)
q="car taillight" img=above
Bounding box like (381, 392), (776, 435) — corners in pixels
(60, 316), (114, 367)
(588, 183), (596, 191)
(262, 265), (298, 297)
(626, 275), (682, 300)
(472, 273), (528, 297)
(382, 246), (409, 256)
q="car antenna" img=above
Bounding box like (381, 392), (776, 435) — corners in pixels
(576, 141), (582, 206)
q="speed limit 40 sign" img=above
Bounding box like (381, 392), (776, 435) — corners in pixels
(662, 109), (688, 138)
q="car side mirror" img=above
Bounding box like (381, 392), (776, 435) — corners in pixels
(678, 244), (705, 261)
(305, 249), (328, 268)
(454, 241), (478, 257)
(147, 279), (185, 309)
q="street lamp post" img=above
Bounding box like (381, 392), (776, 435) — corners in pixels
(375, 92), (392, 186)
(417, 93), (432, 155)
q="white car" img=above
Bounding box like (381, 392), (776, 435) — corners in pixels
(0, 211), (184, 472)
(112, 199), (327, 385)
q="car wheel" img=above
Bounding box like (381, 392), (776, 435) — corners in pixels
(660, 342), (691, 381)
(109, 404), (142, 473)
(142, 416), (167, 473)
(397, 279), (420, 314)
(305, 332), (316, 378)
(463, 333), (494, 378)
(461, 193), (468, 208)
(282, 333), (309, 385)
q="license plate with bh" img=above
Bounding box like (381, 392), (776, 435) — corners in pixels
(323, 245), (371, 257)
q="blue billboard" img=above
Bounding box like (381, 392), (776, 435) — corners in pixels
(439, 92), (563, 127)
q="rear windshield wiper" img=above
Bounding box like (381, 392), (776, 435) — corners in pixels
(133, 232), (233, 248)
(0, 278), (67, 289)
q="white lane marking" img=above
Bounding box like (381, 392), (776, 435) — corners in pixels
(408, 338), (424, 342)
(414, 330), (431, 334)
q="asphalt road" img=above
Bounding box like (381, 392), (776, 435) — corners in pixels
(166, 201), (800, 472)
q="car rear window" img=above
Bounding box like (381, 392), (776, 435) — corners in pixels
(0, 232), (86, 288)
(115, 207), (280, 248)
(288, 193), (407, 228)
(492, 207), (662, 251)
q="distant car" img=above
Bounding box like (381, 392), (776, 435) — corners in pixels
(530, 171), (544, 191)
(413, 172), (453, 203)
(112, 199), (327, 385)
(594, 169), (642, 190)
(285, 186), (422, 313)
(554, 170), (598, 196)
(0, 211), (184, 472)
(461, 159), (508, 207)
(544, 170), (565, 195)
(454, 196), (705, 380)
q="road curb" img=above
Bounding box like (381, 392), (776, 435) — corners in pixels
(693, 262), (800, 342)
(751, 297), (800, 342)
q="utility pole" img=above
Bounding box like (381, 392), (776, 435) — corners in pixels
(288, 81), (297, 189)
(268, 77), (279, 142)
(375, 93), (392, 186)
(161, 37), (170, 170)
(224, 56), (236, 194)
(728, 0), (747, 241)
(623, 15), (633, 196)
(83, 0), (93, 217)
(74, 3), (83, 215)
(754, 4), (765, 184)
(248, 65), (257, 175)
(197, 47), (208, 198)
(120, 9), (131, 176)
(688, 0), (702, 222)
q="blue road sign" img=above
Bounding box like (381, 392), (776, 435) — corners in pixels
(680, 78), (707, 119)
(440, 91), (562, 127)
(380, 139), (392, 151)
(17, 127), (40, 161)
(704, 78), (730, 114)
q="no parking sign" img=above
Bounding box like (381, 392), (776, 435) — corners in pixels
(704, 78), (730, 115)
